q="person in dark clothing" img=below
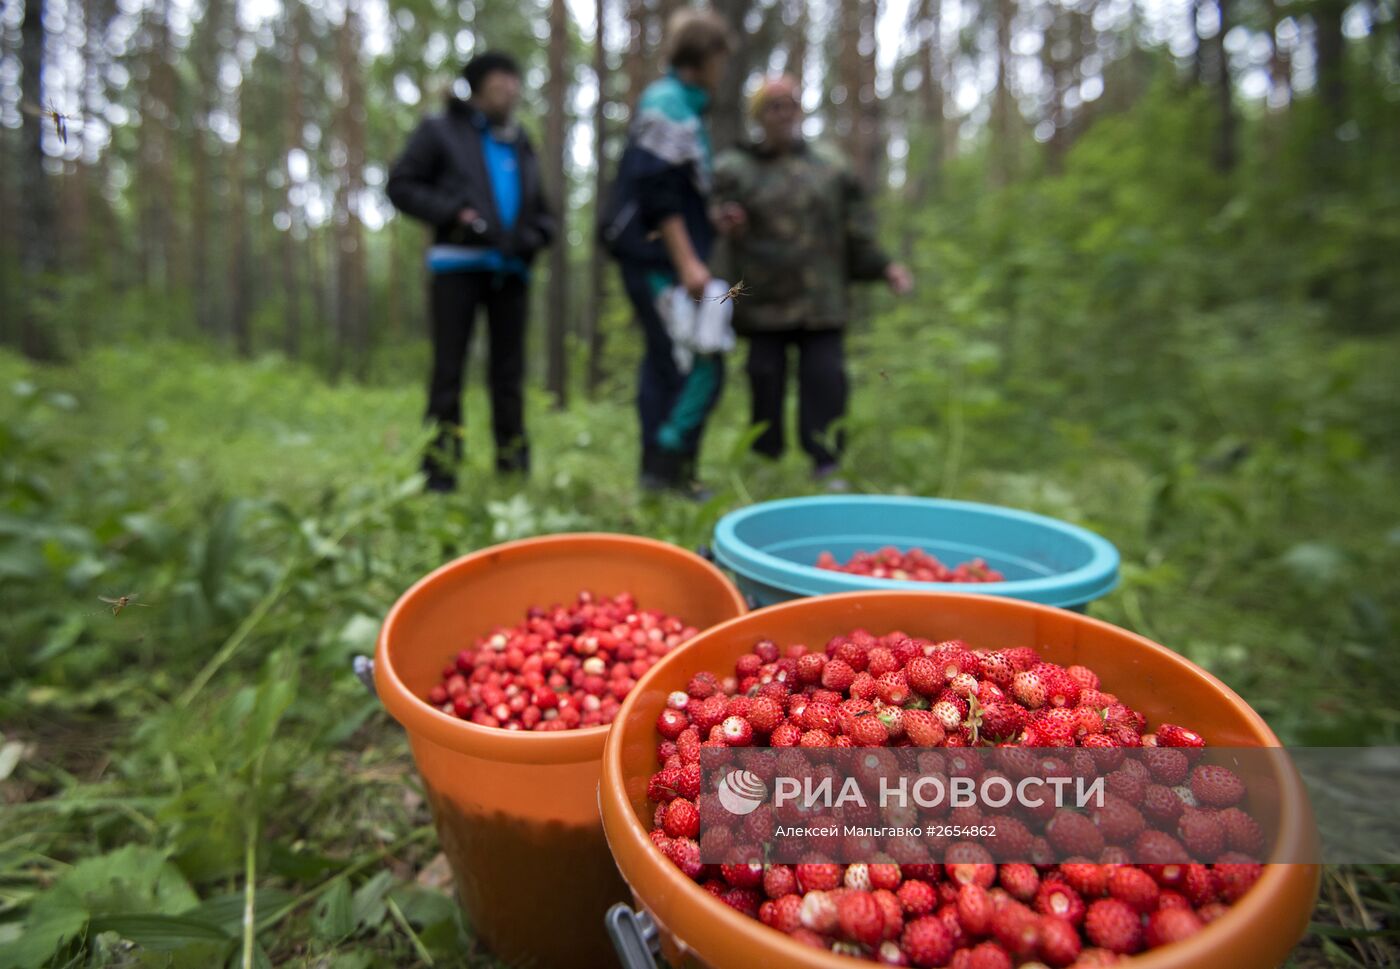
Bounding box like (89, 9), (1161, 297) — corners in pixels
(712, 75), (912, 482)
(601, 10), (732, 494)
(386, 51), (556, 492)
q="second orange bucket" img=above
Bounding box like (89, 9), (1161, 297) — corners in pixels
(374, 533), (746, 969)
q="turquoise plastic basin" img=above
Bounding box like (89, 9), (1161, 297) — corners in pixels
(712, 495), (1120, 610)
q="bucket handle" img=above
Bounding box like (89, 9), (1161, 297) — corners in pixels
(605, 903), (660, 969)
(352, 655), (376, 698)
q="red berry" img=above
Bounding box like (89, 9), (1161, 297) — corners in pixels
(1190, 764), (1245, 808)
(1107, 866), (1159, 913)
(899, 879), (938, 917)
(1156, 724), (1206, 749)
(901, 915), (955, 968)
(720, 715), (754, 747)
(1034, 880), (1086, 925)
(662, 798), (700, 839)
(1145, 907), (1205, 947)
(1084, 898), (1142, 954)
(1037, 914), (1082, 966)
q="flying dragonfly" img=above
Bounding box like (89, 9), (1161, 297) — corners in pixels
(20, 101), (81, 146)
(98, 594), (150, 617)
(710, 279), (750, 304)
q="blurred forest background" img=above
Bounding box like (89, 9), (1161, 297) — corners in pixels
(2, 0), (1400, 965)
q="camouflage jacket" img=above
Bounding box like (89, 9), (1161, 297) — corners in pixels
(710, 141), (891, 333)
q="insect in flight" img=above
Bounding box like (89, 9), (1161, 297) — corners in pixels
(711, 279), (750, 304)
(98, 594), (150, 616)
(20, 101), (80, 146)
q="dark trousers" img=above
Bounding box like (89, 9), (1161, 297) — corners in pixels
(424, 271), (529, 482)
(621, 262), (725, 480)
(746, 328), (847, 468)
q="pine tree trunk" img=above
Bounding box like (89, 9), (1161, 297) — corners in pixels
(625, 0), (648, 111)
(544, 0), (571, 407)
(1213, 0), (1236, 172)
(18, 0), (57, 358)
(586, 0), (610, 396)
(991, 0), (1017, 186)
(710, 0), (753, 153)
(787, 0), (807, 83)
(282, 3), (304, 358)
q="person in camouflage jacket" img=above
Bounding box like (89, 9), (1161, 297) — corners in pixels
(711, 75), (912, 479)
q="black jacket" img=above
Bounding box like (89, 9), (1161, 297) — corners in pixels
(386, 99), (556, 263)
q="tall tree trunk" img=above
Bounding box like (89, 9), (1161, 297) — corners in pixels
(786, 0), (808, 84)
(18, 0), (57, 358)
(912, 0), (944, 198)
(1313, 0), (1346, 133)
(711, 0), (754, 153)
(544, 0), (571, 406)
(836, 0), (863, 175)
(991, 0), (1017, 185)
(333, 0), (369, 377)
(625, 0), (649, 111)
(226, 18), (252, 357)
(1189, 0), (1204, 85)
(282, 4), (304, 357)
(1213, 0), (1236, 172)
(1261, 0), (1292, 107)
(586, 0), (610, 396)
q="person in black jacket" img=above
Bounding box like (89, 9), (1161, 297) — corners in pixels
(387, 51), (556, 492)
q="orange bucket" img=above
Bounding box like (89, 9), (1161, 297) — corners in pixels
(375, 533), (746, 969)
(600, 591), (1320, 969)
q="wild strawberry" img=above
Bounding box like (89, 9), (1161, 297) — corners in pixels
(956, 882), (994, 935)
(1084, 898), (1141, 954)
(899, 879), (938, 916)
(963, 942), (1013, 969)
(873, 888), (905, 940)
(799, 728), (833, 747)
(1156, 724), (1206, 749)
(1218, 806), (1265, 855)
(869, 862), (902, 891)
(877, 704), (905, 738)
(720, 715), (754, 746)
(1105, 767), (1147, 805)
(1035, 665), (1080, 708)
(998, 863), (1040, 901)
(1058, 862), (1109, 898)
(762, 722), (796, 747)
(1092, 795), (1146, 845)
(1047, 810), (1105, 858)
(877, 671), (912, 705)
(836, 890), (884, 947)
(875, 940), (910, 966)
(664, 836), (703, 878)
(1012, 669), (1048, 709)
(1064, 664), (1099, 690)
(1190, 764), (1245, 808)
(721, 860), (764, 888)
(904, 709), (947, 747)
(1144, 747), (1189, 785)
(989, 902), (1040, 958)
(1181, 863), (1217, 905)
(844, 862), (873, 891)
(691, 694), (728, 733)
(799, 890), (840, 933)
(662, 798), (700, 839)
(1213, 857), (1263, 902)
(867, 646), (900, 677)
(901, 915), (955, 968)
(945, 843), (997, 887)
(744, 695), (784, 734)
(978, 651), (1016, 687)
(800, 700), (838, 734)
(906, 656), (943, 696)
(850, 671), (880, 701)
(766, 893), (804, 933)
(656, 708), (689, 740)
(686, 671), (719, 698)
(796, 862), (843, 892)
(795, 651), (825, 684)
(1145, 907), (1204, 947)
(1178, 809), (1225, 860)
(647, 767), (682, 803)
(931, 698), (966, 730)
(1034, 880), (1086, 925)
(1106, 866), (1159, 913)
(1037, 913), (1082, 966)
(763, 864), (796, 898)
(1141, 784), (1186, 828)
(1133, 829), (1190, 864)
(979, 702), (1026, 742)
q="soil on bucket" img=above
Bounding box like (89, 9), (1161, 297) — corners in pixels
(426, 782), (629, 969)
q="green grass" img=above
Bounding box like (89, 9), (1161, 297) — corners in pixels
(0, 325), (1397, 966)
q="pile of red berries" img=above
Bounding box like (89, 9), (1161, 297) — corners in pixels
(645, 630), (1264, 966)
(425, 591), (698, 730)
(817, 548), (1006, 584)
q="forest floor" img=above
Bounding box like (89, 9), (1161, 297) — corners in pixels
(0, 337), (1397, 967)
